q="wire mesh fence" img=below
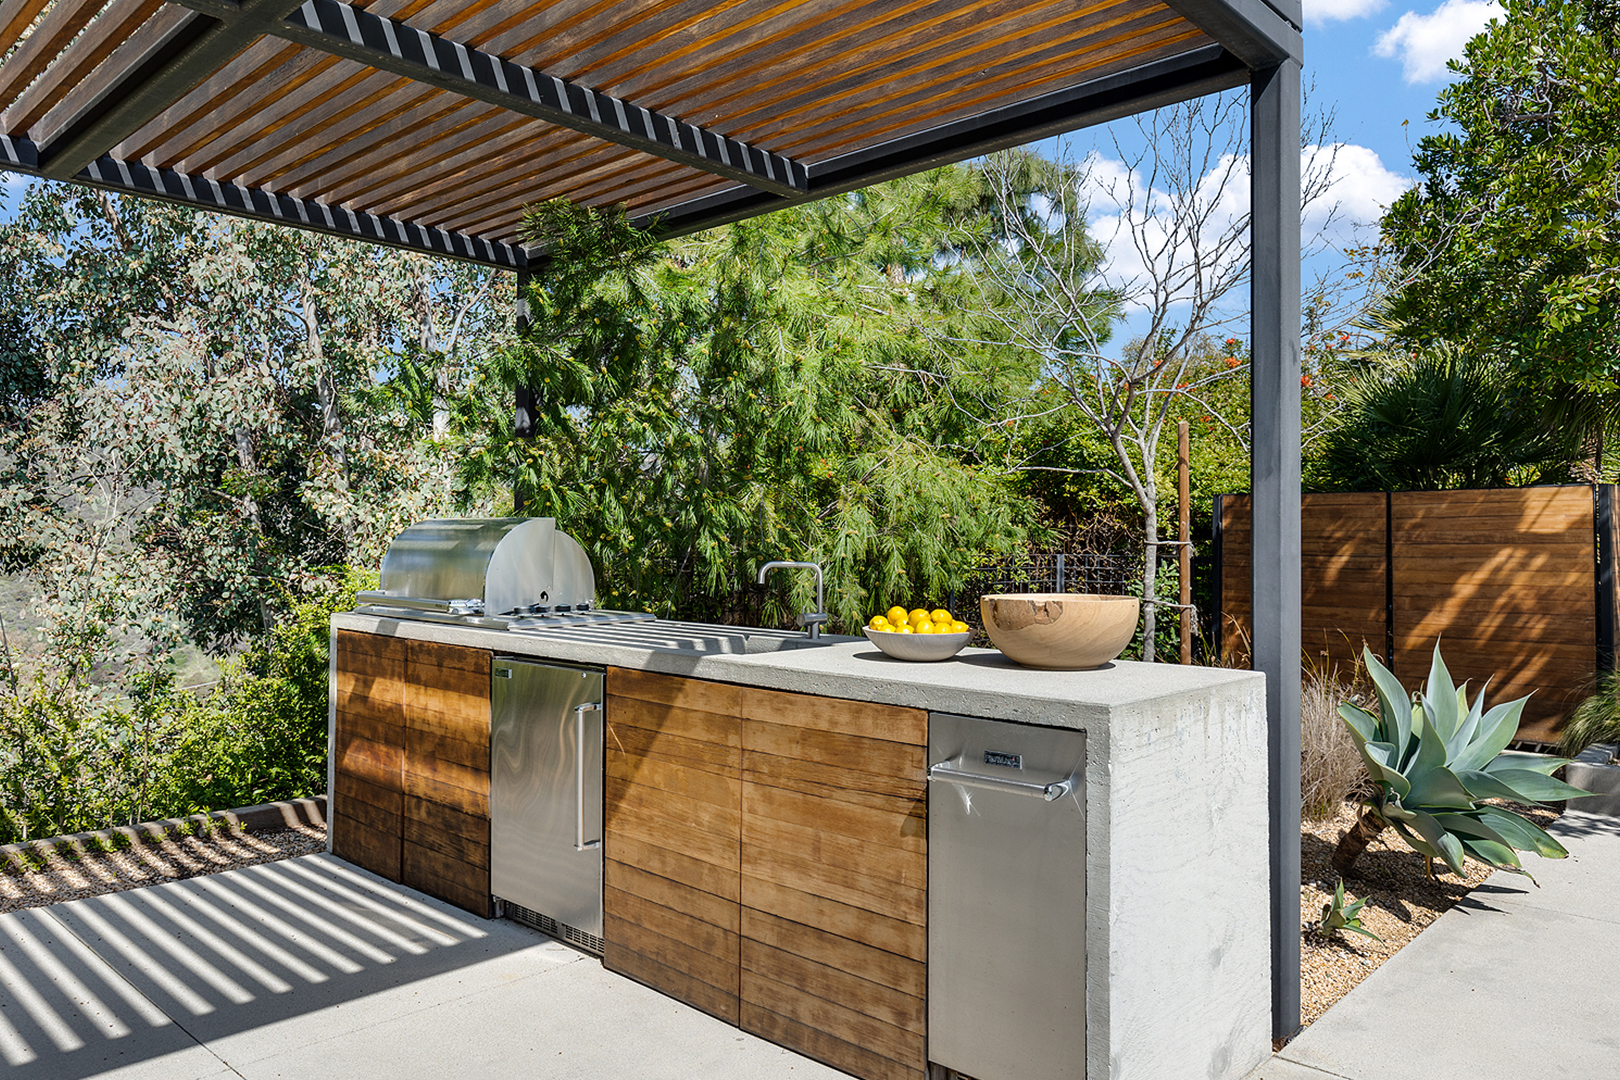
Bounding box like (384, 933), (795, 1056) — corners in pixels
(947, 551), (1148, 646)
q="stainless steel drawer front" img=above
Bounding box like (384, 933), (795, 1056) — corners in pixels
(491, 659), (604, 940)
(928, 712), (1086, 1080)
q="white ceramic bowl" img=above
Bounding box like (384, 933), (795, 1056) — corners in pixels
(862, 626), (972, 662)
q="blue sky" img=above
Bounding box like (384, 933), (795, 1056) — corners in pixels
(1039, 0), (1504, 346)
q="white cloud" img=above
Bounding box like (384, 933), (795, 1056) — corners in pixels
(1076, 144), (1409, 314)
(1374, 0), (1501, 83)
(1307, 143), (1411, 242)
(1303, 0), (1387, 25)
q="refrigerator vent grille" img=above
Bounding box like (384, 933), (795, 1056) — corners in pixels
(504, 900), (604, 956)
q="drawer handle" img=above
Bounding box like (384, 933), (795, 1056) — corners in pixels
(928, 763), (1073, 802)
(575, 703), (603, 851)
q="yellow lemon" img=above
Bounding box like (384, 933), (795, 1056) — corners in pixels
(914, 619), (936, 634)
(932, 617), (956, 634)
(929, 608), (951, 624)
(908, 608), (931, 626)
(950, 621), (969, 634)
(886, 606), (910, 626)
(896, 624), (914, 634)
(868, 616), (890, 631)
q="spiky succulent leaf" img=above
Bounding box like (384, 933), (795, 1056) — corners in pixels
(1407, 711), (1450, 790)
(1430, 812), (1513, 850)
(1448, 679), (1488, 759)
(1408, 810), (1469, 876)
(1363, 741), (1413, 798)
(1456, 835), (1526, 874)
(1406, 765), (1476, 810)
(1452, 698), (1528, 772)
(1363, 649), (1413, 758)
(1339, 702), (1379, 743)
(1458, 768), (1591, 804)
(1474, 806), (1569, 859)
(1426, 646), (1462, 743)
(1484, 750), (1569, 776)
(1392, 818), (1442, 859)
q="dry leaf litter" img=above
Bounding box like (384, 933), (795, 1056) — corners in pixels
(0, 823), (327, 914)
(1299, 798), (1560, 1027)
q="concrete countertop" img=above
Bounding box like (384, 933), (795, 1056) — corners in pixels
(331, 611), (1262, 731)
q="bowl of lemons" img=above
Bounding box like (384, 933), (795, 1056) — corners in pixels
(862, 606), (973, 662)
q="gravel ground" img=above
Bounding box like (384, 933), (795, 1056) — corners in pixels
(1299, 798), (1561, 1027)
(0, 824), (327, 915)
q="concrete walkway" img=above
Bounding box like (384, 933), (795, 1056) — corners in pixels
(1249, 810), (1620, 1080)
(0, 854), (844, 1080)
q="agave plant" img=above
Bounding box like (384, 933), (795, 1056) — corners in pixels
(1331, 645), (1589, 878)
(1318, 878), (1380, 942)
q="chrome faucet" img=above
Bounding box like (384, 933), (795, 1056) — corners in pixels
(758, 561), (827, 639)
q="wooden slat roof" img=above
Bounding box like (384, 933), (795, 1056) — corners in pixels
(0, 0), (1301, 266)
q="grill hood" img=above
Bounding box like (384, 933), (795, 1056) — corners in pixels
(363, 518), (595, 617)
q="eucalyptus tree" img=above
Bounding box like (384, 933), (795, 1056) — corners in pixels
(0, 183), (510, 656)
(458, 166), (1049, 630)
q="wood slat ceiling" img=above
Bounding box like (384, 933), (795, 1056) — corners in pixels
(0, 0), (1225, 261)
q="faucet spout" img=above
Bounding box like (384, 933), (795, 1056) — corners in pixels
(758, 561), (826, 639)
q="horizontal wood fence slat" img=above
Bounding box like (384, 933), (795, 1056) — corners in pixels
(1216, 484), (1618, 743)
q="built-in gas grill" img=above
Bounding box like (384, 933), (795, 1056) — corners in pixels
(355, 518), (653, 631)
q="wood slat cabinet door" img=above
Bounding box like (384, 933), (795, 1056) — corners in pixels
(739, 688), (929, 1080)
(332, 630), (406, 881)
(401, 640), (492, 916)
(603, 667), (743, 1024)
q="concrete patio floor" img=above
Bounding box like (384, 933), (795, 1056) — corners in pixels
(1248, 810), (1620, 1080)
(0, 853), (844, 1080)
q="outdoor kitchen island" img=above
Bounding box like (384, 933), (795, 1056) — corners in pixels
(328, 612), (1269, 1080)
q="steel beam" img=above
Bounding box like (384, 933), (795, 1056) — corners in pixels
(626, 45), (1250, 243)
(35, 0), (308, 180)
(1161, 0), (1302, 68)
(0, 137), (523, 266)
(1250, 59), (1302, 1044)
(161, 0), (805, 197)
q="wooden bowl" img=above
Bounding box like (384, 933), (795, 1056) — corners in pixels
(979, 593), (1140, 670)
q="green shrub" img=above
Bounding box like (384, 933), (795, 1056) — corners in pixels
(0, 566), (373, 843)
(1559, 673), (1620, 759)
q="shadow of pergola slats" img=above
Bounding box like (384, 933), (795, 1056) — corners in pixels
(0, 855), (504, 1079)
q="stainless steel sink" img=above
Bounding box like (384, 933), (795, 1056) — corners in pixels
(505, 618), (853, 656)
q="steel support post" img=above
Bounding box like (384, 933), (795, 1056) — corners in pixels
(1251, 58), (1302, 1043)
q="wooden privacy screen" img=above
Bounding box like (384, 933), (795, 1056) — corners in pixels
(1216, 485), (1620, 744)
(331, 632), (493, 915)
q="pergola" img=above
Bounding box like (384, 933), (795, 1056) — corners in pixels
(0, 0), (1305, 1040)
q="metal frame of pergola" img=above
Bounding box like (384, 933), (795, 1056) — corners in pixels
(0, 0), (1304, 1040)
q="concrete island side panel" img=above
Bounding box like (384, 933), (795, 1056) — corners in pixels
(1090, 673), (1270, 1080)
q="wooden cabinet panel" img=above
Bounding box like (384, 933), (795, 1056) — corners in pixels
(332, 631), (405, 881)
(740, 692), (929, 1080)
(400, 640), (491, 915)
(603, 667), (742, 1024)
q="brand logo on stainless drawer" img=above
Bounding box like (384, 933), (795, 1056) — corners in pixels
(983, 750), (1022, 769)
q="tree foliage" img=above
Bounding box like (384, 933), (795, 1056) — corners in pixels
(1379, 0), (1620, 390)
(458, 166), (1060, 629)
(1313, 344), (1581, 490)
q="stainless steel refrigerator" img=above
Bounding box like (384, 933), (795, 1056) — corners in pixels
(928, 711), (1088, 1080)
(490, 657), (604, 953)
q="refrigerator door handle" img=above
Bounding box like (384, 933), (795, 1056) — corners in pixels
(927, 762), (1073, 802)
(575, 702), (603, 851)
